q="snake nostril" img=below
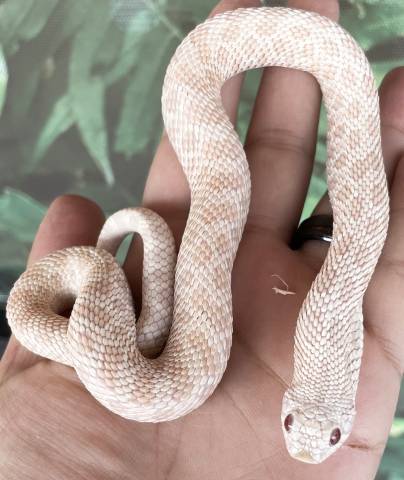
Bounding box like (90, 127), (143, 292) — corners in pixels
(284, 413), (294, 432)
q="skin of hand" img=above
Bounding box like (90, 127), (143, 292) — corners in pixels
(1, 0), (404, 478)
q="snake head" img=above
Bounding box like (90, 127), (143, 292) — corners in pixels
(281, 392), (354, 464)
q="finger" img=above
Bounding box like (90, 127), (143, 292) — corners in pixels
(124, 0), (260, 304)
(243, 0), (339, 242)
(365, 67), (404, 264)
(363, 161), (404, 376)
(304, 67), (404, 263)
(142, 0), (261, 243)
(363, 68), (404, 364)
(313, 66), (404, 215)
(0, 195), (105, 384)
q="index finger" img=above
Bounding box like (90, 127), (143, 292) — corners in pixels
(141, 0), (261, 246)
(123, 0), (261, 302)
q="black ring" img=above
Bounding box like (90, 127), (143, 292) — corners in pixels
(290, 214), (333, 250)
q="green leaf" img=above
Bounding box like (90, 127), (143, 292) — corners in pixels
(114, 31), (176, 158)
(378, 435), (404, 478)
(112, 0), (185, 39)
(30, 94), (74, 168)
(68, 1), (114, 184)
(143, 0), (183, 40)
(72, 78), (114, 185)
(71, 181), (137, 214)
(0, 0), (35, 53)
(104, 6), (157, 86)
(0, 232), (30, 273)
(3, 1), (93, 129)
(390, 418), (404, 438)
(0, 188), (45, 244)
(237, 69), (261, 143)
(54, 0), (92, 43)
(104, 0), (184, 88)
(69, 0), (110, 83)
(372, 59), (404, 87)
(0, 46), (8, 116)
(111, 0), (158, 32)
(2, 1), (92, 128)
(166, 0), (210, 24)
(94, 22), (123, 69)
(302, 175), (327, 220)
(115, 235), (133, 266)
(341, 0), (404, 51)
(315, 141), (327, 166)
(317, 105), (328, 148)
(40, 0), (92, 57)
(16, 0), (58, 43)
(8, 68), (39, 127)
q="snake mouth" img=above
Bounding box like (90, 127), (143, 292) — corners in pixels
(293, 450), (317, 464)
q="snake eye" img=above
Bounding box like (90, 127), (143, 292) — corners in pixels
(329, 428), (341, 446)
(284, 414), (294, 432)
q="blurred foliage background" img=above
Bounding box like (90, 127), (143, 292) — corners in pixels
(0, 0), (403, 476)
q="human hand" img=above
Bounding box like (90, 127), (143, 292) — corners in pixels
(1, 0), (404, 479)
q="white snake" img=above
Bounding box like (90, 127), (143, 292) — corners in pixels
(6, 7), (389, 464)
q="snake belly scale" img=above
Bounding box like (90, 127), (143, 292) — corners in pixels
(6, 7), (389, 464)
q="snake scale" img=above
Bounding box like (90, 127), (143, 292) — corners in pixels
(6, 7), (389, 464)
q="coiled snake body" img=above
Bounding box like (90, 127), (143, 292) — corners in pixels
(6, 7), (389, 464)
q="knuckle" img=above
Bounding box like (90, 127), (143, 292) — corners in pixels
(245, 127), (312, 159)
(244, 212), (277, 235)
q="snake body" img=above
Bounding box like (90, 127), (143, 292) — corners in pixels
(6, 8), (389, 464)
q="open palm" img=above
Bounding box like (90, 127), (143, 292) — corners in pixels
(1, 1), (404, 479)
